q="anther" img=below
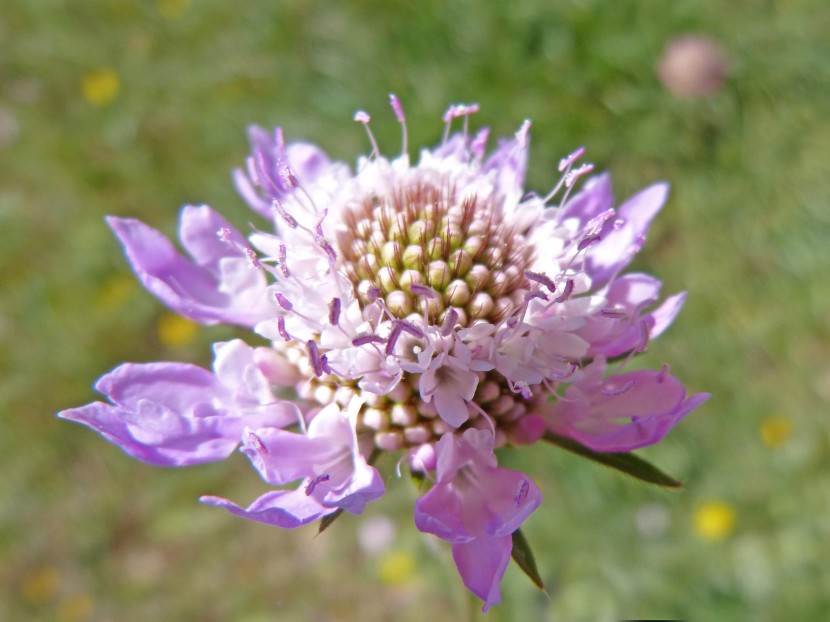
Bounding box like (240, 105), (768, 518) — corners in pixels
(525, 290), (548, 303)
(524, 270), (557, 294)
(329, 297), (341, 325)
(558, 146), (586, 172)
(601, 380), (635, 396)
(273, 199), (298, 229)
(306, 340), (324, 377)
(247, 431), (268, 455)
(564, 163), (595, 188)
(352, 334), (386, 347)
(514, 480), (530, 506)
(278, 244), (290, 277)
(277, 316), (290, 342)
(554, 279), (574, 303)
(577, 234), (601, 251)
(216, 227), (232, 243)
(275, 293), (293, 311)
(305, 473), (330, 496)
(441, 307), (459, 336)
(389, 93), (408, 155)
(276, 159), (298, 189)
(601, 306), (627, 319)
(410, 283), (438, 299)
(245, 248), (262, 269)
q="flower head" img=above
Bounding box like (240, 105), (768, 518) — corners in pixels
(59, 98), (708, 611)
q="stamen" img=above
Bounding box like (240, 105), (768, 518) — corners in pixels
(305, 473), (330, 496)
(245, 247), (262, 269)
(564, 163), (595, 188)
(601, 306), (628, 318)
(216, 227), (232, 243)
(554, 279), (574, 303)
(384, 322), (405, 355)
(514, 480), (530, 506)
(306, 340), (324, 377)
(354, 110), (380, 158)
(277, 159), (299, 189)
(352, 334), (386, 347)
(558, 146), (586, 172)
(577, 234), (602, 251)
(525, 290), (548, 303)
(601, 380), (635, 396)
(247, 431), (268, 455)
(410, 283), (438, 299)
(277, 316), (291, 342)
(389, 93), (408, 156)
(441, 308), (458, 336)
(273, 199), (299, 229)
(278, 244), (290, 277)
(329, 297), (341, 325)
(398, 320), (425, 338)
(275, 292), (293, 311)
(524, 270), (557, 293)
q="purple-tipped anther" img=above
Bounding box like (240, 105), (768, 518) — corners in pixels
(275, 293), (293, 311)
(329, 298), (341, 325)
(305, 473), (330, 496)
(307, 340), (324, 377)
(352, 334), (386, 347)
(389, 94), (405, 123)
(273, 199), (299, 229)
(554, 279), (574, 303)
(441, 308), (458, 336)
(524, 270), (557, 294)
(558, 146), (586, 172)
(410, 283), (438, 299)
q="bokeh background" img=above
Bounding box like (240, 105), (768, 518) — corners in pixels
(2, 1), (829, 620)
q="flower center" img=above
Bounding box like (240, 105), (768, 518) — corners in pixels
(338, 179), (532, 326)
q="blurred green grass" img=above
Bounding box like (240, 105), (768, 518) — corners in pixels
(2, 1), (829, 620)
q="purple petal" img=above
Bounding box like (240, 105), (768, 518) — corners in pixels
(94, 361), (222, 412)
(559, 173), (614, 223)
(451, 536), (512, 612)
(107, 211), (269, 327)
(414, 430), (542, 541)
(57, 361), (238, 467)
(650, 291), (687, 339)
(585, 182), (669, 287)
(580, 274), (684, 357)
(200, 490), (332, 529)
(547, 361), (710, 452)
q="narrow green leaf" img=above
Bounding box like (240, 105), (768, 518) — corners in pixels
(543, 431), (683, 488)
(511, 528), (544, 590)
(317, 508), (344, 534)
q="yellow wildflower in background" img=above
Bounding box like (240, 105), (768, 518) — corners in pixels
(157, 312), (199, 348)
(760, 416), (792, 448)
(20, 566), (60, 605)
(57, 593), (94, 622)
(157, 0), (190, 19)
(81, 69), (119, 106)
(377, 549), (416, 586)
(694, 501), (736, 540)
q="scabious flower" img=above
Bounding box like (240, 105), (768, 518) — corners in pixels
(59, 97), (708, 612)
